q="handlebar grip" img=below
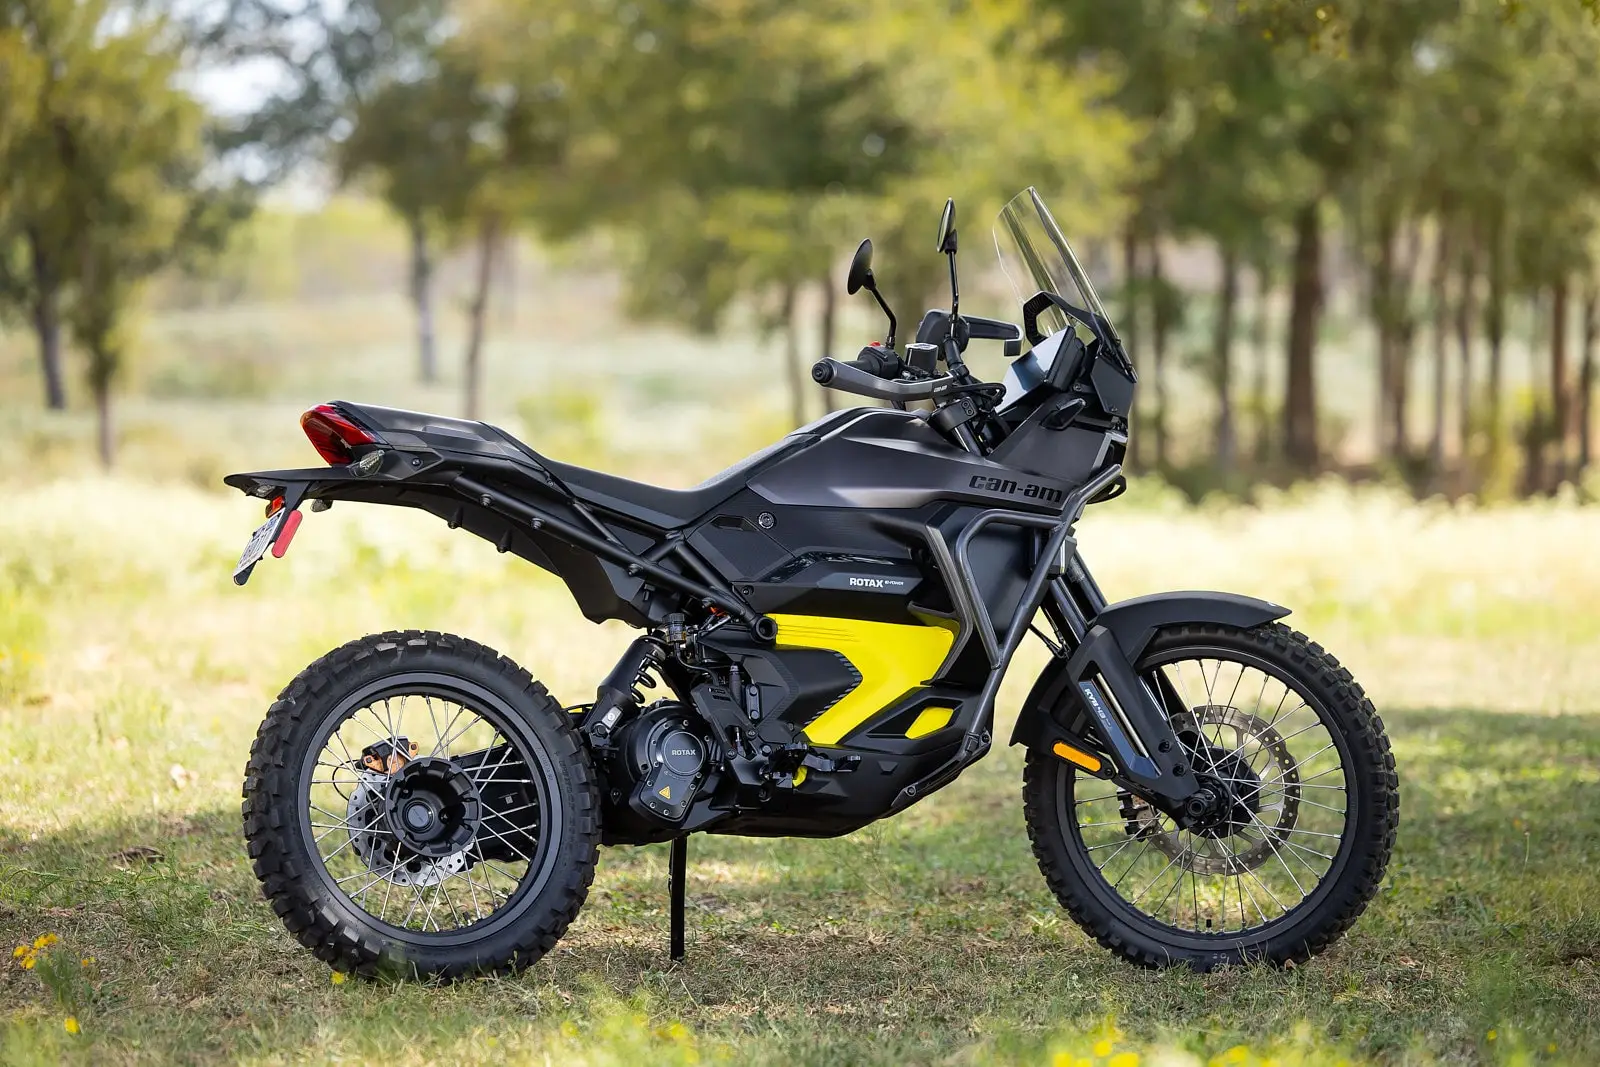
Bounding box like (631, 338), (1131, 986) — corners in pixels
(811, 358), (957, 402)
(812, 349), (903, 386)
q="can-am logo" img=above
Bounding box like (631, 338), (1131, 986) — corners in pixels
(969, 475), (1064, 503)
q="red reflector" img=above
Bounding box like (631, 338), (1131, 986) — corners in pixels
(271, 509), (303, 558)
(266, 495), (285, 518)
(300, 404), (377, 466)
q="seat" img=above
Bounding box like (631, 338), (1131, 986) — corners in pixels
(540, 434), (811, 528)
(338, 401), (829, 530)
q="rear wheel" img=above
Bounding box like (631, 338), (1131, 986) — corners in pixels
(1022, 622), (1398, 969)
(242, 630), (600, 978)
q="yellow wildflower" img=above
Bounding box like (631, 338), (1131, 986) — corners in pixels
(11, 945), (26, 959)
(1093, 1040), (1114, 1057)
(1487, 1030), (1497, 1042)
(33, 934), (57, 949)
(1108, 1054), (1140, 1067)
(20, 956), (36, 970)
(64, 1017), (80, 1035)
(331, 971), (346, 985)
(560, 1020), (580, 1038)
(81, 957), (94, 967)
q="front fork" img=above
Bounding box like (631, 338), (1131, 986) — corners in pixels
(1035, 561), (1200, 810)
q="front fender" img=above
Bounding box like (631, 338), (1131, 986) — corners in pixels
(1010, 590), (1289, 751)
(1089, 590), (1289, 661)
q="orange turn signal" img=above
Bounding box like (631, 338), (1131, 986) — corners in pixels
(1052, 741), (1103, 773)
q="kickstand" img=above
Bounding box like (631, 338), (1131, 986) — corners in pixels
(669, 835), (687, 962)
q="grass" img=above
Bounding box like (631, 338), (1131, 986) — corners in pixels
(2, 236), (1598, 1063)
(3, 477), (1600, 1066)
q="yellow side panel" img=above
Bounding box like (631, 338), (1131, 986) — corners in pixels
(772, 614), (954, 746)
(905, 706), (955, 739)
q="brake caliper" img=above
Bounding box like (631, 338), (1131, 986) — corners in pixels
(360, 738), (418, 775)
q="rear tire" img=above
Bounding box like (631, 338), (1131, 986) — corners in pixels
(1022, 622), (1398, 970)
(241, 630), (600, 979)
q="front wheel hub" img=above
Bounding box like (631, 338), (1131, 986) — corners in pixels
(382, 756), (482, 858)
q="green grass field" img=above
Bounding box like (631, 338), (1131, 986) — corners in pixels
(2, 239), (1598, 1064)
(4, 474), (1599, 1066)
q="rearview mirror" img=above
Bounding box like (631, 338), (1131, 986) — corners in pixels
(846, 239), (874, 295)
(936, 199), (957, 254)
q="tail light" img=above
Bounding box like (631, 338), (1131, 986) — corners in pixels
(300, 404), (377, 466)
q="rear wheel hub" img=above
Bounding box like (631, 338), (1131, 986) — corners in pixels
(382, 756), (483, 857)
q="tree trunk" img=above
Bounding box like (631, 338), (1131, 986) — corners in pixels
(1371, 205), (1398, 457)
(1454, 237), (1476, 470)
(409, 217), (438, 385)
(93, 371), (113, 469)
(781, 281), (804, 427)
(1149, 237), (1169, 469)
(819, 274), (837, 413)
(1122, 223), (1142, 469)
(462, 215), (500, 421)
(1551, 278), (1571, 487)
(1283, 199), (1323, 472)
(1428, 222), (1452, 478)
(27, 229), (66, 410)
(1580, 280), (1597, 477)
(1391, 220), (1423, 462)
(1483, 205), (1507, 451)
(1214, 245), (1239, 472)
(1251, 259), (1272, 464)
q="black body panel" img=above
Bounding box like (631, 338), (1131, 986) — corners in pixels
(749, 409), (1071, 513)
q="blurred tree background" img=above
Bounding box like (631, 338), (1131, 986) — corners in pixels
(2, 0), (1599, 497)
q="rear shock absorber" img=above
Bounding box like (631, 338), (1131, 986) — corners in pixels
(581, 636), (665, 746)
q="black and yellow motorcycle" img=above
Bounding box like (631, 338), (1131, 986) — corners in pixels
(228, 189), (1397, 977)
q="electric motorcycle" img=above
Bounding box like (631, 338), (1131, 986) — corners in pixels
(228, 189), (1398, 977)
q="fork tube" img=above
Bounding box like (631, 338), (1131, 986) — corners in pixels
(1066, 556), (1109, 615)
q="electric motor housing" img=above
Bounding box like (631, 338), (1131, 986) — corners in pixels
(612, 701), (713, 826)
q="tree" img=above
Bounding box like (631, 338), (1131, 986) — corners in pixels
(1, 0), (224, 465)
(208, 0), (451, 382)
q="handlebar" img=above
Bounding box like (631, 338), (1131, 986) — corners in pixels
(810, 354), (957, 402)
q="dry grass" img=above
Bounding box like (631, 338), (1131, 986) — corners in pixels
(3, 475), (1599, 1065)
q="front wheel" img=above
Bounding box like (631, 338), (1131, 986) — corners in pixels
(242, 630), (601, 978)
(1022, 621), (1398, 969)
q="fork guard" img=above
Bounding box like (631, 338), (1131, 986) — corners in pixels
(1012, 591), (1290, 803)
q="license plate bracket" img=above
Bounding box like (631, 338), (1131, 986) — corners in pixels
(233, 510), (289, 585)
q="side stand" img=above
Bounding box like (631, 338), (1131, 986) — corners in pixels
(669, 835), (687, 962)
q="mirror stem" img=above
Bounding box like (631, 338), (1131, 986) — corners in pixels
(867, 283), (897, 351)
(946, 252), (960, 320)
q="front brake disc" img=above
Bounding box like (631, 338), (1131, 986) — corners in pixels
(1117, 705), (1302, 875)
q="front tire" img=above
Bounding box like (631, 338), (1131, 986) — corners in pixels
(1022, 622), (1398, 970)
(242, 630), (600, 979)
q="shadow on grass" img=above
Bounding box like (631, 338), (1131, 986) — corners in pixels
(3, 706), (1600, 1065)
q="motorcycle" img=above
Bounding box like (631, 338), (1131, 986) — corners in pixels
(228, 189), (1398, 978)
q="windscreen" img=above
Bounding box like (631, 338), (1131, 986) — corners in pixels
(994, 188), (1131, 373)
